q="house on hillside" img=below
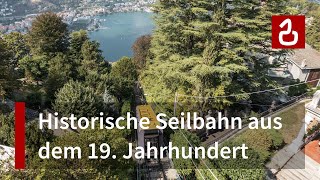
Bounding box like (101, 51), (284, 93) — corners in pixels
(287, 44), (320, 87)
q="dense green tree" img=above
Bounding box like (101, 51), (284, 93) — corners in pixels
(34, 128), (134, 179)
(0, 169), (41, 179)
(2, 127), (133, 179)
(27, 12), (69, 55)
(170, 130), (201, 178)
(288, 1), (320, 50)
(0, 113), (15, 146)
(19, 55), (49, 82)
(0, 13), (137, 179)
(132, 35), (152, 70)
(69, 30), (111, 88)
(0, 113), (55, 151)
(53, 80), (103, 117)
(307, 16), (320, 51)
(142, 0), (291, 112)
(26, 121), (55, 160)
(103, 88), (120, 116)
(108, 57), (137, 101)
(69, 30), (89, 61)
(69, 30), (89, 78)
(79, 40), (110, 77)
(45, 53), (73, 101)
(0, 38), (10, 98)
(3, 32), (29, 66)
(121, 100), (132, 116)
(288, 79), (309, 97)
(143, 0), (243, 111)
(77, 40), (111, 92)
(110, 57), (137, 83)
(292, 1), (320, 17)
(25, 90), (47, 110)
(0, 104), (11, 114)
(213, 141), (265, 180)
(228, 0), (293, 105)
(0, 38), (17, 97)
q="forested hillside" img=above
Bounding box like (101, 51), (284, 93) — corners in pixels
(1, 1), (320, 179)
(0, 12), (137, 178)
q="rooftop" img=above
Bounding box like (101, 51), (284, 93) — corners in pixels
(304, 140), (320, 164)
(290, 44), (320, 69)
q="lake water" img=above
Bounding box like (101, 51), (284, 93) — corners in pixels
(89, 12), (155, 62)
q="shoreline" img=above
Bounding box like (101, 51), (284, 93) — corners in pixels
(85, 11), (154, 32)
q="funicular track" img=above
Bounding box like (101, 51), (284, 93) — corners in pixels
(134, 82), (167, 180)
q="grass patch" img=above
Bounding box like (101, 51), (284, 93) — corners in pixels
(272, 102), (305, 144)
(224, 102), (306, 164)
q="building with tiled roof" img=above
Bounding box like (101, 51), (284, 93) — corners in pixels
(287, 44), (320, 87)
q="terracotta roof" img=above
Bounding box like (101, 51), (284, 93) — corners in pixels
(290, 44), (320, 69)
(304, 140), (320, 164)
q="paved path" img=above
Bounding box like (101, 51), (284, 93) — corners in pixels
(276, 152), (320, 180)
(267, 120), (320, 180)
(267, 121), (305, 173)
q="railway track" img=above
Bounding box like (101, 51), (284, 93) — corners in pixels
(134, 82), (168, 180)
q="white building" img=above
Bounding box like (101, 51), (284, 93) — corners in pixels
(305, 90), (320, 132)
(287, 44), (320, 87)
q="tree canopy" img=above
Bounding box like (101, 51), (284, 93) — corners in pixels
(170, 130), (201, 178)
(0, 38), (18, 97)
(0, 113), (15, 146)
(53, 80), (103, 117)
(1, 11), (138, 180)
(132, 35), (152, 70)
(213, 140), (265, 180)
(307, 16), (320, 51)
(108, 57), (138, 102)
(141, 0), (291, 112)
(27, 12), (69, 55)
(28, 128), (135, 179)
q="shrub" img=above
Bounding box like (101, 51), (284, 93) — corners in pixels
(53, 81), (103, 117)
(288, 80), (308, 97)
(214, 140), (265, 179)
(121, 100), (132, 116)
(268, 129), (284, 149)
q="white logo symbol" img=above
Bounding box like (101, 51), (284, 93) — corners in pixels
(279, 18), (298, 46)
